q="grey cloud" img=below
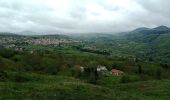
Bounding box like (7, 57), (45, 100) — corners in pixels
(0, 0), (170, 34)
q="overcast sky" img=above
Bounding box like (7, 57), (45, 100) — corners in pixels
(0, 0), (170, 34)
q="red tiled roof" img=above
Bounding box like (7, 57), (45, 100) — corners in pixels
(111, 69), (124, 74)
(74, 65), (82, 69)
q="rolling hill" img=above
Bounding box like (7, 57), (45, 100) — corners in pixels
(69, 26), (170, 63)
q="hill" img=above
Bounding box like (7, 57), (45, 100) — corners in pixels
(0, 26), (170, 99)
(1, 71), (170, 100)
(69, 26), (170, 63)
(122, 26), (170, 63)
(124, 26), (170, 42)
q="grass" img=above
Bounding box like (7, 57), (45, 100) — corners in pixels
(0, 71), (170, 100)
(114, 79), (170, 100)
(0, 72), (116, 100)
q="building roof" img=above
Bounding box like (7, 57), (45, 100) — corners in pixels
(74, 65), (81, 68)
(97, 65), (108, 71)
(111, 69), (124, 74)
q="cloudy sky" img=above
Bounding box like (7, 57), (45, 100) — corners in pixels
(0, 0), (170, 34)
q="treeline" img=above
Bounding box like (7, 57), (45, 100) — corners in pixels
(74, 46), (111, 56)
(80, 48), (111, 56)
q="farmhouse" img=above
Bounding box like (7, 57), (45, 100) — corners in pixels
(74, 65), (84, 72)
(97, 65), (108, 72)
(111, 69), (124, 75)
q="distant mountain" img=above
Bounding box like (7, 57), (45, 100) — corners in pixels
(0, 32), (20, 37)
(132, 27), (150, 33)
(16, 31), (42, 35)
(153, 25), (170, 30)
(130, 26), (170, 34)
(78, 25), (170, 63)
(124, 26), (170, 43)
(38, 34), (71, 39)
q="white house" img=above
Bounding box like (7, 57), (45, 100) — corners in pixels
(97, 65), (108, 72)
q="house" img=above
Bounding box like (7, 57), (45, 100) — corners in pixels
(15, 47), (23, 51)
(97, 65), (108, 72)
(74, 65), (84, 72)
(111, 69), (124, 75)
(30, 50), (34, 54)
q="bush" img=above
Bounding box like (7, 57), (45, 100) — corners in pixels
(11, 55), (22, 62)
(0, 49), (16, 58)
(120, 75), (131, 83)
(155, 68), (162, 80)
(0, 71), (8, 81)
(0, 57), (4, 68)
(13, 74), (30, 82)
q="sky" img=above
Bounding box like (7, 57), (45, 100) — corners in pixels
(0, 0), (170, 34)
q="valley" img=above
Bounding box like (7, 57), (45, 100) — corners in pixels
(0, 26), (170, 100)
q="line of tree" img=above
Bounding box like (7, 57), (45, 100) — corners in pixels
(79, 48), (111, 56)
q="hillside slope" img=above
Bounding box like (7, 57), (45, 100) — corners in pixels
(1, 71), (170, 100)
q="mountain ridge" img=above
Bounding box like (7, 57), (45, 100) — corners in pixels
(131, 25), (170, 34)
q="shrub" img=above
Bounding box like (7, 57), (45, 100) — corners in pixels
(0, 71), (8, 81)
(155, 68), (162, 80)
(0, 49), (16, 58)
(0, 57), (4, 68)
(120, 75), (131, 83)
(13, 74), (30, 82)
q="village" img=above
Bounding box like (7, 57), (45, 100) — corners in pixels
(0, 35), (79, 52)
(74, 65), (124, 76)
(25, 38), (79, 45)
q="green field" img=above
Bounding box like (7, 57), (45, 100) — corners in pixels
(1, 71), (170, 100)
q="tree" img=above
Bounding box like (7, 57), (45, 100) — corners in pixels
(0, 57), (3, 67)
(138, 65), (142, 74)
(161, 63), (169, 70)
(0, 57), (4, 70)
(0, 49), (16, 58)
(155, 68), (162, 80)
(83, 61), (99, 84)
(89, 67), (99, 84)
(120, 75), (131, 83)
